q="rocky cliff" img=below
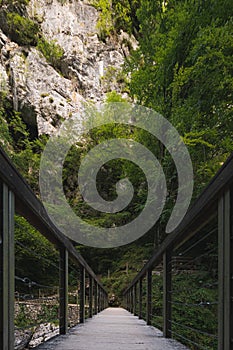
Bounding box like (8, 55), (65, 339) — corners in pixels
(0, 0), (137, 136)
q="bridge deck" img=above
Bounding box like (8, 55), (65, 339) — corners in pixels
(36, 308), (188, 350)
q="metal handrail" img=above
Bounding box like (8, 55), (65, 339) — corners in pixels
(123, 153), (233, 350)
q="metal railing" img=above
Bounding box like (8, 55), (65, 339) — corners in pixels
(0, 147), (108, 350)
(123, 154), (233, 350)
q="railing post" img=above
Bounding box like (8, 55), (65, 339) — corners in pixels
(133, 283), (137, 316)
(94, 281), (98, 314)
(89, 276), (93, 318)
(100, 289), (103, 311)
(98, 286), (101, 312)
(130, 288), (133, 313)
(146, 269), (152, 325)
(80, 266), (85, 323)
(59, 247), (68, 334)
(0, 183), (15, 350)
(218, 190), (232, 350)
(139, 278), (143, 319)
(105, 291), (108, 309)
(102, 289), (104, 310)
(126, 292), (129, 311)
(163, 250), (172, 338)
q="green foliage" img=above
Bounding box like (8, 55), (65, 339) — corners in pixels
(6, 12), (39, 46)
(105, 91), (127, 102)
(15, 303), (59, 328)
(92, 0), (114, 39)
(62, 116), (154, 232)
(0, 92), (13, 150)
(148, 271), (218, 349)
(0, 4), (231, 349)
(0, 0), (29, 5)
(79, 242), (153, 300)
(92, 0), (141, 38)
(112, 0), (140, 34)
(5, 111), (48, 193)
(37, 304), (59, 325)
(125, 0), (233, 199)
(37, 37), (64, 71)
(171, 273), (218, 349)
(15, 216), (59, 288)
(101, 66), (129, 94)
(15, 304), (28, 328)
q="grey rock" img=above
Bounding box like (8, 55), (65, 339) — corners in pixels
(14, 329), (32, 350)
(28, 323), (59, 348)
(0, 0), (137, 135)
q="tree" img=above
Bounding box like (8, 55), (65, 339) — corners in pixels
(125, 0), (233, 199)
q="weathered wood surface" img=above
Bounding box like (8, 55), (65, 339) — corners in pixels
(35, 308), (188, 350)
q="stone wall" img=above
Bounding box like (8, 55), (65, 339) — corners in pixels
(14, 301), (81, 349)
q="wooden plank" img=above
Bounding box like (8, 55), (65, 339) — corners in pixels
(163, 250), (172, 338)
(59, 248), (68, 335)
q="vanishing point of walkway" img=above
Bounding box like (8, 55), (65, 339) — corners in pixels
(36, 308), (188, 350)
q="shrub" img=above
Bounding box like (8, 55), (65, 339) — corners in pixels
(6, 12), (39, 46)
(92, 0), (114, 40)
(0, 0), (29, 5)
(37, 37), (64, 70)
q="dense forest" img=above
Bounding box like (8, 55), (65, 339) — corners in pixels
(0, 1), (232, 345)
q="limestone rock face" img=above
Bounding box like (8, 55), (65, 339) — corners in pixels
(0, 0), (136, 135)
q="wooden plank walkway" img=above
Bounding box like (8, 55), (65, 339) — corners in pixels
(36, 308), (188, 350)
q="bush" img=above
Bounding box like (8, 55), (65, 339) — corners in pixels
(92, 0), (114, 40)
(91, 0), (140, 37)
(6, 12), (39, 46)
(0, 0), (29, 5)
(37, 37), (64, 70)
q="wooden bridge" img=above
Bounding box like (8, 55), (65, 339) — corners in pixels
(0, 146), (232, 350)
(36, 308), (188, 350)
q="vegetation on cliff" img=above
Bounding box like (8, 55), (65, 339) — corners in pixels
(0, 1), (232, 347)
